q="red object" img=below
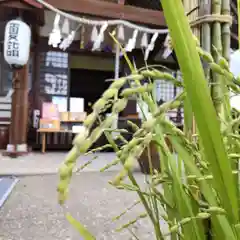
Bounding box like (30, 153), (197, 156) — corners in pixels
(22, 0), (43, 8)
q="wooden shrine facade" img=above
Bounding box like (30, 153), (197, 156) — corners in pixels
(0, 0), (172, 155)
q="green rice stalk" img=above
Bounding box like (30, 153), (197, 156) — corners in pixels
(161, 0), (238, 231)
(115, 213), (147, 232)
(59, 6), (240, 238)
(155, 126), (204, 239)
(167, 134), (236, 238)
(66, 213), (95, 240)
(102, 121), (163, 238)
(112, 200), (141, 221)
(132, 72), (181, 239)
(222, 0), (240, 220)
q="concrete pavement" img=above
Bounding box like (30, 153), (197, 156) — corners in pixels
(0, 152), (167, 240)
(0, 173), (158, 240)
(0, 152), (130, 176)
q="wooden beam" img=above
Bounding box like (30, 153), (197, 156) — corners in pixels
(0, 0), (34, 9)
(45, 0), (166, 26)
(23, 0), (43, 8)
(0, 0), (43, 9)
(0, 0), (45, 25)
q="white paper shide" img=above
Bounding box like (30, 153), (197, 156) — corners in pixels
(4, 19), (31, 67)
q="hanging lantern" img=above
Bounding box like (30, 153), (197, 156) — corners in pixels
(4, 19), (31, 68)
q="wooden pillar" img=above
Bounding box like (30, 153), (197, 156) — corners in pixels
(8, 71), (19, 148)
(18, 64), (28, 145)
(121, 50), (142, 118)
(5, 64), (29, 157)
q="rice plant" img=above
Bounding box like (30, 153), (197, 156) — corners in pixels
(57, 0), (240, 239)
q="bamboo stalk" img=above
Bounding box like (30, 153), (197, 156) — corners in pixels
(211, 0), (224, 116)
(199, 1), (213, 231)
(201, 0), (211, 78)
(221, 0), (231, 62)
(221, 0), (231, 122)
(238, 0), (240, 48)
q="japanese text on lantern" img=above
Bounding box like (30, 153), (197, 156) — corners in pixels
(7, 23), (20, 57)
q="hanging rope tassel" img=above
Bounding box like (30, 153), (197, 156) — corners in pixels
(125, 29), (138, 52)
(80, 25), (85, 49)
(91, 26), (99, 42)
(59, 24), (81, 50)
(48, 13), (62, 47)
(59, 30), (76, 51)
(117, 24), (125, 42)
(162, 34), (173, 59)
(59, 37), (68, 50)
(140, 32), (148, 49)
(61, 18), (70, 35)
(92, 22), (108, 51)
(144, 32), (158, 61)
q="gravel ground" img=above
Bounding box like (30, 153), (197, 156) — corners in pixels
(0, 172), (160, 240)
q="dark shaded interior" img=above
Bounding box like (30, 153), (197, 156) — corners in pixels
(125, 0), (161, 10)
(70, 68), (113, 114)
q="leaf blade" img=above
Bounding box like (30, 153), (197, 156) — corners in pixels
(66, 213), (96, 240)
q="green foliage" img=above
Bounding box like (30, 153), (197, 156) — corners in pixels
(57, 0), (240, 239)
(66, 213), (95, 240)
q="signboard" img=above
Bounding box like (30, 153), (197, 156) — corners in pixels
(44, 73), (68, 96)
(40, 51), (69, 96)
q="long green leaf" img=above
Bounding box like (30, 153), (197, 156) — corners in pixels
(161, 0), (239, 224)
(66, 213), (96, 240)
(168, 135), (236, 239)
(155, 127), (204, 240)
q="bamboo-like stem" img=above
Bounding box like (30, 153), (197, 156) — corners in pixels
(211, 0), (224, 116)
(238, 0), (240, 48)
(200, 0), (211, 78)
(221, 0), (231, 62)
(221, 0), (231, 123)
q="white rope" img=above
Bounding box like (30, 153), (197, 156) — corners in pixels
(35, 0), (169, 34)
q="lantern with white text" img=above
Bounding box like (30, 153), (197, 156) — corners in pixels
(4, 19), (31, 68)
